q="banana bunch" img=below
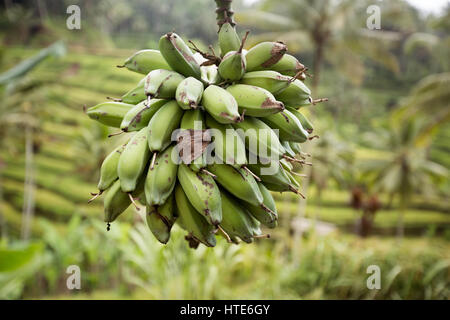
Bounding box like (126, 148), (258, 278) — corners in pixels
(86, 20), (326, 248)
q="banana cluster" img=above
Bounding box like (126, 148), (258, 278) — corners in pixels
(86, 26), (323, 248)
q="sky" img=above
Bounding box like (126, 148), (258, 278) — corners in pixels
(243, 0), (449, 15)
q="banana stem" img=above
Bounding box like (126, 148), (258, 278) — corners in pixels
(106, 96), (123, 102)
(242, 165), (261, 181)
(108, 131), (124, 138)
(289, 185), (306, 199)
(128, 193), (141, 211)
(201, 168), (217, 179)
(217, 225), (233, 243)
(150, 152), (157, 170)
(311, 98), (328, 105)
(254, 234), (271, 239)
(260, 203), (276, 216)
(238, 31), (250, 54)
(88, 191), (102, 203)
(216, 0), (235, 28)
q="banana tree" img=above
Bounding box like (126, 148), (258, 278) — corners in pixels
(359, 118), (448, 238)
(0, 41), (66, 240)
(236, 0), (406, 90)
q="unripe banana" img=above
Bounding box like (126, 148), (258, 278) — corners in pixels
(205, 114), (247, 167)
(275, 79), (311, 108)
(218, 50), (246, 81)
(242, 182), (278, 229)
(202, 85), (241, 124)
(175, 77), (204, 110)
(268, 54), (305, 77)
(145, 145), (178, 206)
(147, 101), (184, 154)
(261, 109), (309, 143)
(86, 102), (133, 128)
(122, 49), (171, 75)
(247, 161), (296, 193)
(144, 69), (185, 99)
(226, 84), (284, 117)
(174, 184), (217, 247)
(207, 163), (263, 206)
(218, 31), (248, 81)
(177, 164), (222, 226)
(240, 70), (291, 95)
(281, 141), (296, 159)
(120, 99), (167, 132)
(280, 158), (293, 171)
(232, 117), (285, 160)
(146, 193), (176, 244)
(245, 41), (287, 72)
(286, 107), (314, 133)
(218, 22), (241, 57)
(104, 177), (145, 223)
(121, 77), (146, 104)
(159, 32), (201, 78)
(290, 142), (302, 155)
(220, 190), (259, 244)
(200, 65), (221, 85)
(286, 170), (300, 189)
(97, 143), (127, 192)
(118, 127), (150, 193)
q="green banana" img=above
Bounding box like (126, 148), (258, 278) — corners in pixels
(286, 107), (314, 133)
(118, 127), (150, 193)
(147, 100), (184, 155)
(174, 184), (217, 247)
(146, 193), (176, 244)
(286, 170), (300, 189)
(202, 85), (241, 124)
(205, 114), (247, 167)
(177, 164), (222, 226)
(159, 32), (201, 78)
(145, 145), (178, 206)
(226, 84), (284, 117)
(104, 177), (145, 224)
(218, 22), (241, 57)
(121, 49), (171, 75)
(281, 141), (296, 158)
(290, 142), (302, 155)
(245, 41), (287, 72)
(267, 54), (305, 77)
(240, 70), (292, 95)
(232, 117), (285, 160)
(121, 78), (146, 104)
(247, 161), (297, 194)
(207, 163), (263, 206)
(275, 79), (312, 108)
(261, 109), (309, 143)
(220, 190), (261, 244)
(218, 31), (248, 81)
(175, 77), (204, 110)
(120, 99), (167, 132)
(144, 69), (185, 99)
(86, 102), (133, 128)
(97, 143), (127, 193)
(242, 182), (277, 228)
(280, 157), (293, 171)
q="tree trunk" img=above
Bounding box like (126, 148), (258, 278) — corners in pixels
(21, 125), (35, 241)
(396, 196), (406, 240)
(0, 169), (7, 239)
(312, 41), (324, 92)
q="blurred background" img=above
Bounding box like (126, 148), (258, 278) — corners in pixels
(0, 0), (448, 300)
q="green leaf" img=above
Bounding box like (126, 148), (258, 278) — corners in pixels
(0, 243), (44, 273)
